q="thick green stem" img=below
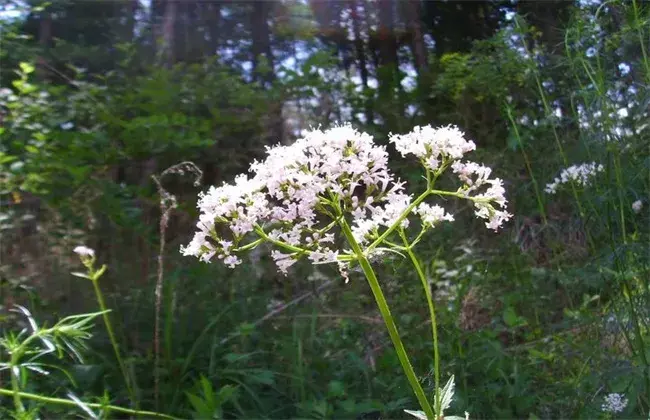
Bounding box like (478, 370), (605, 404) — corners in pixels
(338, 218), (435, 419)
(89, 271), (136, 407)
(10, 364), (24, 414)
(0, 388), (177, 419)
(400, 230), (441, 416)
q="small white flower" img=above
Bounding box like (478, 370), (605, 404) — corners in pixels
(545, 162), (604, 194)
(601, 393), (628, 413)
(223, 255), (241, 268)
(73, 246), (95, 258)
(415, 203), (454, 226)
(632, 200), (643, 214)
(271, 250), (297, 275)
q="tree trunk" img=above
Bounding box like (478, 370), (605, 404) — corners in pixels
(36, 11), (51, 80)
(406, 0), (427, 75)
(207, 1), (221, 58)
(376, 0), (401, 131)
(251, 1), (275, 85)
(250, 2), (283, 144)
(158, 0), (177, 66)
(349, 0), (373, 124)
(123, 0), (138, 42)
(377, 0), (398, 69)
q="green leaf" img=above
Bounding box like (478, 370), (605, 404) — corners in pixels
(25, 145), (39, 154)
(214, 385), (238, 406)
(327, 380), (345, 398)
(0, 153), (17, 165)
(503, 307), (526, 327)
(404, 409), (427, 419)
(249, 370), (275, 385)
(507, 130), (521, 151)
(19, 62), (35, 75)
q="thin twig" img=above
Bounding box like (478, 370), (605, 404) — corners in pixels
(218, 279), (335, 347)
(273, 313), (383, 324)
(151, 162), (202, 411)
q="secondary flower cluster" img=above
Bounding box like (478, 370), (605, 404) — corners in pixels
(389, 127), (511, 231)
(545, 162), (604, 194)
(182, 124), (511, 275)
(601, 393), (628, 414)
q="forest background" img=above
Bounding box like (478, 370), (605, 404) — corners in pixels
(0, 0), (649, 418)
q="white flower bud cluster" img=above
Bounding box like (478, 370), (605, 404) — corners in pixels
(601, 393), (628, 414)
(182, 124), (510, 275)
(73, 246), (95, 258)
(545, 162), (604, 195)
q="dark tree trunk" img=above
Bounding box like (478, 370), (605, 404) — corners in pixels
(250, 1), (283, 144)
(349, 0), (373, 124)
(377, 0), (398, 69)
(376, 0), (402, 131)
(207, 1), (221, 58)
(36, 11), (51, 80)
(518, 1), (578, 136)
(251, 1), (275, 85)
(123, 0), (138, 42)
(158, 0), (177, 66)
(407, 0), (427, 75)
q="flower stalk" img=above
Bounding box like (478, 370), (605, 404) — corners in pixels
(73, 247), (137, 408)
(181, 124), (512, 418)
(338, 211), (436, 419)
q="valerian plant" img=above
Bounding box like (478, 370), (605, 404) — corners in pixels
(181, 124), (511, 419)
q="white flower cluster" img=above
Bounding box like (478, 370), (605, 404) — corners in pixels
(390, 125), (511, 231)
(545, 162), (604, 195)
(390, 125), (477, 171)
(450, 161), (511, 230)
(182, 124), (510, 275)
(632, 200), (643, 214)
(601, 393), (628, 414)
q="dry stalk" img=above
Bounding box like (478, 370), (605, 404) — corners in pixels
(151, 161), (202, 410)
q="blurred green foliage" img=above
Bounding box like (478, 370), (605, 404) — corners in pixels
(0, 0), (649, 418)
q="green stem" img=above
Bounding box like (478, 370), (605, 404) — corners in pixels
(504, 105), (547, 224)
(612, 151), (627, 244)
(10, 363), (24, 414)
(367, 189), (432, 254)
(632, 0), (650, 81)
(400, 230), (441, 416)
(338, 218), (435, 419)
(514, 17), (590, 236)
(89, 268), (137, 407)
(0, 388), (177, 419)
(253, 224), (355, 262)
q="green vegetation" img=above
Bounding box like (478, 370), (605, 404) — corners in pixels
(0, 0), (648, 418)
